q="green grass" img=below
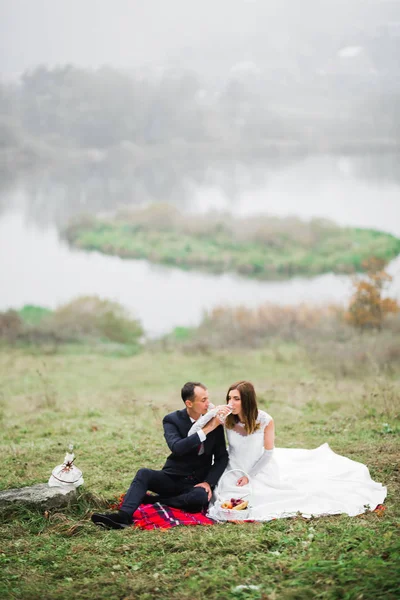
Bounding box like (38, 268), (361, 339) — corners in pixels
(64, 214), (400, 279)
(0, 346), (399, 600)
(18, 305), (52, 325)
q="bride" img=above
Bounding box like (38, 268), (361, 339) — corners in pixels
(188, 381), (387, 521)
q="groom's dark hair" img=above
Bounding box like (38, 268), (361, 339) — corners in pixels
(181, 381), (207, 404)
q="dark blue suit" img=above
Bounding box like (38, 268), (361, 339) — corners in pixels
(121, 408), (228, 515)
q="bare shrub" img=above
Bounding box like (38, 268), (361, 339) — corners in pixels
(115, 204), (340, 248)
(50, 296), (143, 344)
(233, 216), (339, 248)
(0, 310), (23, 342)
(117, 203), (181, 231)
(184, 303), (341, 349)
(1, 297), (143, 348)
(63, 213), (96, 243)
(173, 302), (400, 376)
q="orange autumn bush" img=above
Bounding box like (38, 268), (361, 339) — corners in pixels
(345, 258), (399, 330)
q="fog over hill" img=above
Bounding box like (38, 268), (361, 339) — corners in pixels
(1, 0), (399, 179)
(1, 0), (400, 80)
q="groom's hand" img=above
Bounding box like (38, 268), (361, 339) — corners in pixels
(194, 482), (212, 501)
(202, 416), (222, 436)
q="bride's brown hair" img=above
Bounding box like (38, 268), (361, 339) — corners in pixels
(225, 381), (260, 434)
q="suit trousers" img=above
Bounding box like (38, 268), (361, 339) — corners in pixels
(120, 467), (209, 516)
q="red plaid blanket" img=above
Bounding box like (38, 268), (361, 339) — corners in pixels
(132, 503), (215, 530)
(110, 494), (215, 530)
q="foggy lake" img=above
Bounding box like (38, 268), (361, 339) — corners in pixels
(1, 154), (399, 336)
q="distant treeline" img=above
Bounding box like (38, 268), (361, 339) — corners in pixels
(1, 64), (400, 174)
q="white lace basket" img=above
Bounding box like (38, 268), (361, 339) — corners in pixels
(212, 469), (252, 522)
(48, 450), (84, 489)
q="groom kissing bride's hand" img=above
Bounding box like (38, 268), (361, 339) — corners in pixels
(91, 381), (229, 529)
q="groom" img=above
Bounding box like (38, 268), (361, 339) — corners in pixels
(91, 381), (228, 529)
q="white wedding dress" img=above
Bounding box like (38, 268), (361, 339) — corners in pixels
(189, 409), (387, 521)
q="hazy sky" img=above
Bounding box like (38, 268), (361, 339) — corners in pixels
(1, 0), (399, 77)
(1, 0), (264, 75)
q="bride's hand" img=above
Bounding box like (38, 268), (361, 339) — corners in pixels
(215, 405), (231, 422)
(236, 476), (249, 486)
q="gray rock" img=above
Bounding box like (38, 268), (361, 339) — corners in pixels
(0, 483), (77, 511)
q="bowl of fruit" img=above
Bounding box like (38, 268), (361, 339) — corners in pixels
(217, 497), (250, 521)
(211, 469), (252, 521)
(221, 498), (249, 511)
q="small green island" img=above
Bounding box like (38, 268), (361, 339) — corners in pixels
(64, 205), (400, 279)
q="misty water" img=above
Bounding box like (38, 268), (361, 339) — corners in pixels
(1, 154), (400, 336)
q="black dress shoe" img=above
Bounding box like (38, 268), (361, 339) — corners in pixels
(91, 511), (132, 530)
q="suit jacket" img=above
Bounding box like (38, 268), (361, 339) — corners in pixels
(162, 408), (228, 488)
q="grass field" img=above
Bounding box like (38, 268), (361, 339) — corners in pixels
(1, 345), (399, 600)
